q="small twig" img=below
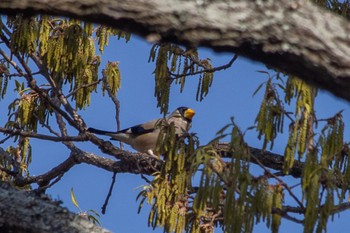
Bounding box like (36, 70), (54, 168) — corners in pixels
(316, 109), (344, 123)
(0, 21), (12, 37)
(141, 174), (152, 184)
(101, 172), (117, 215)
(0, 48), (25, 76)
(101, 74), (123, 149)
(31, 71), (42, 76)
(289, 183), (301, 189)
(283, 110), (295, 123)
(55, 111), (78, 151)
(169, 54), (238, 79)
(330, 202), (350, 215)
(66, 79), (101, 98)
(0, 135), (11, 144)
(273, 171), (288, 177)
(8, 73), (23, 78)
(272, 207), (304, 224)
(319, 186), (326, 208)
(33, 113), (61, 137)
(35, 173), (64, 194)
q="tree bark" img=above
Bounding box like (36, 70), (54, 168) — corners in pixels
(0, 181), (111, 233)
(1, 0), (350, 102)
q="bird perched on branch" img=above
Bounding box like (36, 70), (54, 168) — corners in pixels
(88, 106), (195, 158)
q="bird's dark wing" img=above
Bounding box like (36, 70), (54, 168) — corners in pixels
(118, 124), (153, 135)
(88, 126), (153, 137)
(119, 119), (160, 135)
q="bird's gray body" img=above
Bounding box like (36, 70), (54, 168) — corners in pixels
(88, 107), (194, 158)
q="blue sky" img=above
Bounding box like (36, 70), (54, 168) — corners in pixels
(2, 32), (350, 232)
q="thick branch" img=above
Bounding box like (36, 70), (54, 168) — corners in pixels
(214, 143), (303, 178)
(11, 147), (161, 187)
(75, 150), (161, 175)
(0, 181), (111, 233)
(1, 0), (350, 102)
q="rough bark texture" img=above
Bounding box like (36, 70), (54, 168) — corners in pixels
(0, 182), (111, 233)
(1, 0), (350, 102)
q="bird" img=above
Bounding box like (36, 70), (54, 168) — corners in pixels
(88, 107), (195, 158)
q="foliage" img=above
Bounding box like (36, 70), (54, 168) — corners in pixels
(138, 118), (285, 233)
(0, 16), (125, 186)
(149, 44), (213, 115)
(136, 70), (350, 233)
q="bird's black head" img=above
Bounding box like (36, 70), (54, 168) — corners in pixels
(177, 106), (195, 121)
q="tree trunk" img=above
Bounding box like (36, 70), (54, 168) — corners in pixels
(0, 181), (111, 233)
(1, 0), (350, 102)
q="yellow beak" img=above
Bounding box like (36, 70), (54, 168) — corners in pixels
(184, 108), (196, 120)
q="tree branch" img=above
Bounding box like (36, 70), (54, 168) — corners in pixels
(0, 128), (301, 185)
(169, 54), (238, 79)
(273, 206), (304, 224)
(331, 202), (350, 215)
(66, 79), (101, 98)
(101, 72), (122, 148)
(1, 0), (350, 102)
(101, 172), (117, 215)
(14, 155), (77, 187)
(0, 127), (88, 142)
(11, 146), (161, 187)
(214, 142), (304, 178)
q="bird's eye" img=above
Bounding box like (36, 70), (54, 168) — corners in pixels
(178, 106), (188, 113)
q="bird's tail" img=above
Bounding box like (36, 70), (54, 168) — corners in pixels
(88, 127), (128, 142)
(87, 127), (116, 135)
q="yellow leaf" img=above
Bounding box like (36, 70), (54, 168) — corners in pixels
(70, 188), (80, 209)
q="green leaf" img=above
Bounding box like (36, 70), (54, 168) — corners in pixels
(216, 123), (232, 135)
(87, 209), (102, 226)
(87, 214), (101, 226)
(87, 209), (101, 217)
(15, 80), (21, 91)
(207, 134), (228, 145)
